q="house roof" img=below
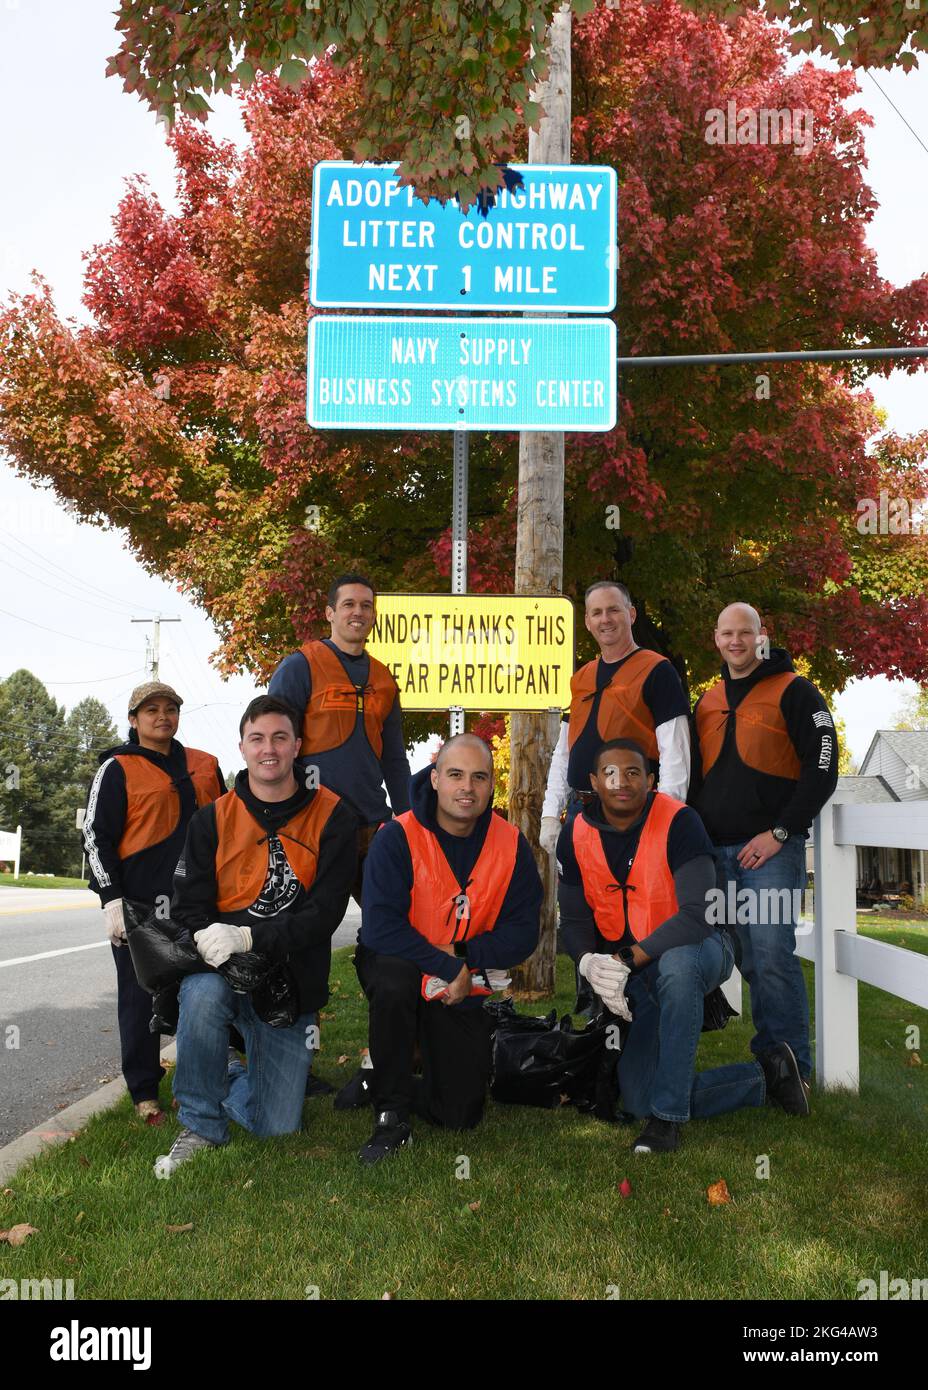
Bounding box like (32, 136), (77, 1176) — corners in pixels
(859, 730), (928, 789)
(834, 774), (898, 805)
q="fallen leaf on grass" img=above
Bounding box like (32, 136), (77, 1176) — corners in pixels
(1, 1189), (12, 1198)
(77, 1155), (91, 1168)
(618, 1178), (632, 1198)
(706, 1180), (732, 1206)
(242, 1179), (254, 1190)
(165, 1223), (194, 1234)
(906, 1051), (922, 1067)
(328, 1196), (339, 1205)
(0, 1224), (38, 1246)
(381, 1291), (396, 1300)
(467, 1200), (481, 1212)
(319, 1012), (334, 1021)
(336, 1054), (350, 1065)
(75, 1212), (84, 1224)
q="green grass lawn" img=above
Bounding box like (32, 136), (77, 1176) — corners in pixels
(0, 875), (89, 890)
(2, 940), (925, 1301)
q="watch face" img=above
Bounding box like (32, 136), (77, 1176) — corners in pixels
(773, 827), (788, 842)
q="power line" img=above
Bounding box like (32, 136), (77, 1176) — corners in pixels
(0, 606), (137, 653)
(0, 525), (163, 615)
(42, 669), (144, 686)
(863, 70), (928, 162)
(0, 554), (137, 619)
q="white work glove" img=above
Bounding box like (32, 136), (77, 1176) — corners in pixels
(540, 816), (561, 856)
(579, 952), (628, 998)
(104, 898), (127, 946)
(486, 968), (512, 992)
(195, 922), (253, 969)
(601, 978), (633, 1023)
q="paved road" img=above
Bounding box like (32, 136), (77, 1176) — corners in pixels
(0, 890), (362, 1147)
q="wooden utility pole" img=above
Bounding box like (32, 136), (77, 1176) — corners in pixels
(510, 4), (571, 997)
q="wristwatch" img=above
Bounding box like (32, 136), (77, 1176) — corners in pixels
(771, 826), (789, 843)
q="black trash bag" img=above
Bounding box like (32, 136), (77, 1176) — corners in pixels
(150, 985), (180, 1035)
(123, 900), (201, 992)
(249, 961), (300, 1029)
(125, 901), (299, 1029)
(487, 997), (621, 1119)
(219, 951), (275, 993)
(702, 985), (738, 1033)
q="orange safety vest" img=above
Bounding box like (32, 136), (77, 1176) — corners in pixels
(213, 784), (340, 912)
(115, 748), (221, 860)
(572, 793), (684, 943)
(298, 639), (398, 759)
(695, 673), (801, 781)
(396, 810), (519, 947)
(567, 648), (667, 761)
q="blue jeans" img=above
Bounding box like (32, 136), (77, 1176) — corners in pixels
(618, 932), (766, 1123)
(713, 835), (810, 1077)
(174, 972), (315, 1144)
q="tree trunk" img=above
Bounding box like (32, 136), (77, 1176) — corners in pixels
(510, 5), (571, 998)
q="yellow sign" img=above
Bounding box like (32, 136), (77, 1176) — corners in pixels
(368, 594), (575, 711)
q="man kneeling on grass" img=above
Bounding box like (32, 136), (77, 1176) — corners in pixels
(355, 734), (543, 1164)
(154, 696), (357, 1177)
(557, 738), (808, 1155)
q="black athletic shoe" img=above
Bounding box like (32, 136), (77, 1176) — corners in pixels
(305, 1072), (335, 1099)
(760, 1043), (811, 1116)
(633, 1116), (682, 1154)
(333, 1067), (374, 1110)
(358, 1110), (412, 1165)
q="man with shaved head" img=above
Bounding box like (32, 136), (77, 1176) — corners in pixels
(691, 602), (838, 1104)
(541, 582), (691, 852)
(355, 734), (542, 1162)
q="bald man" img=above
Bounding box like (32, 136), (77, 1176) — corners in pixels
(690, 604), (838, 1100)
(355, 734), (543, 1163)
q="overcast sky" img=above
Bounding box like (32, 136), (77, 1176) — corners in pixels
(1, 0), (927, 776)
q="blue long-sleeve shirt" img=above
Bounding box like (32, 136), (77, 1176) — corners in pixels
(360, 765), (542, 980)
(268, 639), (411, 825)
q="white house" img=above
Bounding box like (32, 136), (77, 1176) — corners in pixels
(831, 731), (928, 904)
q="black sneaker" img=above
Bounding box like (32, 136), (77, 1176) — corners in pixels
(760, 1043), (810, 1116)
(633, 1116), (681, 1153)
(333, 1067), (374, 1110)
(358, 1110), (412, 1165)
(305, 1073), (335, 1098)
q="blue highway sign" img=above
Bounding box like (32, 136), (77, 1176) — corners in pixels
(307, 316), (617, 432)
(310, 162), (617, 312)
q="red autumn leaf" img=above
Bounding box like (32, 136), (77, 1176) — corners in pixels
(618, 1178), (633, 1198)
(707, 1179), (732, 1206)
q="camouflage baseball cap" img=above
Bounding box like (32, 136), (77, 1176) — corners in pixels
(128, 681), (184, 715)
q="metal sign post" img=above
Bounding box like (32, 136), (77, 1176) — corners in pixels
(449, 429), (468, 738)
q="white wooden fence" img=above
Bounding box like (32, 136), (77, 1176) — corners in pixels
(797, 797), (928, 1091)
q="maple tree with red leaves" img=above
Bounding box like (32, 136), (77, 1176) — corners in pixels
(2, 2), (928, 723)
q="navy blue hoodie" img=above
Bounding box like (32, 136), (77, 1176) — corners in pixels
(360, 765), (542, 981)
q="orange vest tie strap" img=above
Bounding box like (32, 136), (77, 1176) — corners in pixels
(572, 793), (684, 943)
